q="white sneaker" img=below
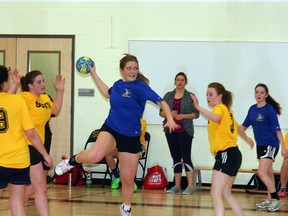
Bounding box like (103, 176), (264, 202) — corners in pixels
(268, 199), (283, 212)
(55, 158), (74, 175)
(256, 199), (271, 209)
(120, 203), (131, 216)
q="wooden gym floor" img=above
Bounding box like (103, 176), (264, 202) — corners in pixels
(0, 183), (287, 216)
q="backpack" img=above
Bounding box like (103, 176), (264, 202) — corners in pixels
(53, 164), (85, 186)
(246, 173), (280, 193)
(143, 165), (168, 189)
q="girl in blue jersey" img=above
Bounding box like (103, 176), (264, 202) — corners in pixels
(55, 54), (178, 216)
(238, 83), (288, 212)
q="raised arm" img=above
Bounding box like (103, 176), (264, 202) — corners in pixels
(52, 74), (65, 116)
(190, 93), (221, 122)
(88, 63), (110, 99)
(7, 69), (21, 94)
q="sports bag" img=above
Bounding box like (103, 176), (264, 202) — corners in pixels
(143, 165), (168, 189)
(246, 172), (280, 193)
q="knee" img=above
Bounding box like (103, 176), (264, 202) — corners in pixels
(257, 170), (267, 179)
(284, 158), (288, 166)
(210, 189), (216, 199)
(34, 184), (48, 195)
(88, 152), (103, 164)
(173, 162), (182, 173)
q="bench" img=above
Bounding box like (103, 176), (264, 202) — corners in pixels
(193, 166), (280, 190)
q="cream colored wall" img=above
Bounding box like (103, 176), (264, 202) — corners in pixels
(1, 1), (288, 184)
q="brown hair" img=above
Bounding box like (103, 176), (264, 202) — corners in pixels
(120, 53), (149, 85)
(208, 82), (233, 109)
(174, 72), (187, 84)
(20, 70), (42, 92)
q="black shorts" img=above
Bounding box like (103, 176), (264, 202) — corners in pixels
(257, 145), (279, 161)
(213, 147), (242, 177)
(43, 129), (52, 170)
(100, 124), (141, 154)
(0, 166), (31, 189)
(28, 145), (49, 170)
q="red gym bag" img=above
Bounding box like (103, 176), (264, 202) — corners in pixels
(143, 165), (168, 189)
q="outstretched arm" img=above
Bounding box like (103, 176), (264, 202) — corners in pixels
(88, 63), (110, 99)
(157, 100), (178, 133)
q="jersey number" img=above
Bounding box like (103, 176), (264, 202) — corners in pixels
(0, 108), (8, 133)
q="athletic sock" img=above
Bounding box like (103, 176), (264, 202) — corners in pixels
(111, 168), (120, 178)
(271, 191), (279, 200)
(69, 154), (80, 166)
(280, 187), (286, 192)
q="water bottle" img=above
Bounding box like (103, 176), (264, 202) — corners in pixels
(86, 170), (92, 188)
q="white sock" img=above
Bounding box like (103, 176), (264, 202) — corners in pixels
(123, 203), (131, 211)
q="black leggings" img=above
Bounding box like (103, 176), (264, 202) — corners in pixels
(165, 131), (194, 173)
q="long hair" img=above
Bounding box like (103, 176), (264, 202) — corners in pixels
(120, 53), (149, 85)
(255, 83), (281, 115)
(208, 82), (233, 110)
(20, 70), (42, 92)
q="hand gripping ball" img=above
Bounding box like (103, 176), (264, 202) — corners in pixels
(76, 56), (94, 74)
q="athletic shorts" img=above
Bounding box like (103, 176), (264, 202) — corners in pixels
(0, 166), (31, 189)
(213, 147), (242, 177)
(100, 124), (141, 154)
(29, 145), (48, 169)
(257, 145), (279, 161)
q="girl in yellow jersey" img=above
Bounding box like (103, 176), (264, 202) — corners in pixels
(0, 65), (52, 216)
(191, 82), (253, 216)
(16, 70), (64, 216)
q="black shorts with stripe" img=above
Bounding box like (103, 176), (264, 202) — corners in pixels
(213, 147), (242, 177)
(257, 145), (279, 161)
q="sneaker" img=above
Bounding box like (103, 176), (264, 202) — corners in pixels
(55, 158), (74, 175)
(278, 191), (287, 198)
(256, 199), (271, 209)
(134, 183), (138, 193)
(111, 176), (121, 189)
(120, 203), (131, 216)
(182, 186), (193, 195)
(166, 186), (181, 193)
(268, 199), (283, 212)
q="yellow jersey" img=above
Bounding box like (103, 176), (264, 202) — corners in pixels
(20, 92), (55, 144)
(0, 93), (33, 168)
(208, 104), (238, 156)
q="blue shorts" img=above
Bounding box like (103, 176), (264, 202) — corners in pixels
(100, 123), (141, 154)
(0, 166), (31, 189)
(213, 147), (242, 177)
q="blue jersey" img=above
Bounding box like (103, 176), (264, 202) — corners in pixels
(105, 78), (162, 137)
(242, 103), (281, 148)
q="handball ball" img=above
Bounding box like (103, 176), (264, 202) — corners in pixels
(76, 56), (94, 74)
